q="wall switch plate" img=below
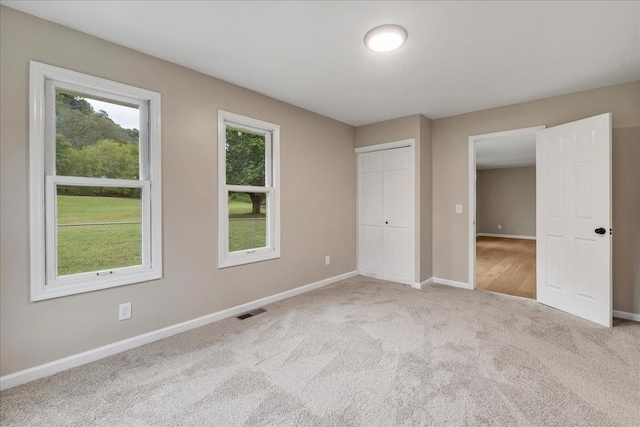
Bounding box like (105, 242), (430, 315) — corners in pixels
(498, 224), (502, 230)
(119, 303), (132, 321)
(325, 256), (331, 266)
(455, 204), (463, 214)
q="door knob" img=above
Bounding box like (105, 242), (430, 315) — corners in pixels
(594, 227), (606, 235)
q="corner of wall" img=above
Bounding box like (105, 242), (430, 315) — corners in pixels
(419, 115), (433, 281)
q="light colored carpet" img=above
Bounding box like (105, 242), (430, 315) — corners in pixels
(1, 276), (639, 426)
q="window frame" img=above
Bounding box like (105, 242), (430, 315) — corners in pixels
(29, 61), (162, 301)
(217, 110), (280, 268)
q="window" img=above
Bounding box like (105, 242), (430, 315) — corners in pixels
(218, 111), (280, 268)
(29, 61), (162, 300)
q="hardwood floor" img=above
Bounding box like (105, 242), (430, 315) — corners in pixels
(476, 236), (536, 299)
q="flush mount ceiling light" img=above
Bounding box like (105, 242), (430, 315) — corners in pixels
(364, 24), (408, 53)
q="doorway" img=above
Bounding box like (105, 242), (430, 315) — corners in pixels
(467, 114), (613, 327)
(468, 126), (544, 299)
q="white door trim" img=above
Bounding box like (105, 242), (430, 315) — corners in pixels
(356, 139), (416, 286)
(468, 126), (546, 290)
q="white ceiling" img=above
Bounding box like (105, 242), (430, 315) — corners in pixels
(476, 133), (536, 170)
(3, 1), (639, 126)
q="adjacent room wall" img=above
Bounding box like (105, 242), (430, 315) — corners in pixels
(354, 114), (433, 283)
(612, 126), (640, 315)
(0, 6), (357, 376)
(476, 167), (536, 237)
(432, 81), (640, 314)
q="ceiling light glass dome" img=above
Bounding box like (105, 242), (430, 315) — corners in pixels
(364, 24), (408, 52)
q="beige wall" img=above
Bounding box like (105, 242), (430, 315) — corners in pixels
(611, 127), (640, 314)
(0, 7), (356, 376)
(354, 114), (433, 282)
(355, 115), (421, 148)
(419, 115), (433, 282)
(476, 167), (536, 237)
(432, 81), (640, 313)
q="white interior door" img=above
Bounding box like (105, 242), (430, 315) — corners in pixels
(382, 147), (412, 284)
(536, 113), (612, 327)
(358, 144), (414, 285)
(358, 151), (383, 278)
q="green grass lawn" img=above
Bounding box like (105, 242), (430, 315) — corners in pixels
(57, 194), (141, 224)
(229, 218), (267, 252)
(56, 194), (267, 275)
(228, 194), (267, 252)
(228, 197), (266, 218)
(57, 224), (142, 276)
(57, 195), (142, 276)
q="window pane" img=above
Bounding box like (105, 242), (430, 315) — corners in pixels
(55, 89), (140, 179)
(56, 185), (142, 276)
(225, 126), (266, 186)
(228, 192), (267, 252)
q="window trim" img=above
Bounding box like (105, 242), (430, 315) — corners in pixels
(29, 61), (162, 301)
(217, 110), (280, 268)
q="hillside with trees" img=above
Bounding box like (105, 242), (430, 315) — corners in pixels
(55, 92), (140, 197)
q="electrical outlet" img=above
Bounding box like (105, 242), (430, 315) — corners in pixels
(119, 302), (132, 321)
(325, 255), (331, 266)
(498, 225), (502, 230)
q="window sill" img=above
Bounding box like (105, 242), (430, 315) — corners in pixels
(218, 250), (280, 269)
(31, 270), (162, 301)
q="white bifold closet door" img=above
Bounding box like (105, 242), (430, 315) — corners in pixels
(358, 146), (413, 285)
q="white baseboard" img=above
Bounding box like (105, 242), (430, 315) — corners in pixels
(412, 277), (433, 290)
(0, 270), (358, 391)
(613, 310), (640, 322)
(476, 233), (536, 240)
(432, 277), (474, 290)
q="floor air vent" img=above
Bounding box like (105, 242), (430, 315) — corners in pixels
(236, 308), (266, 320)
